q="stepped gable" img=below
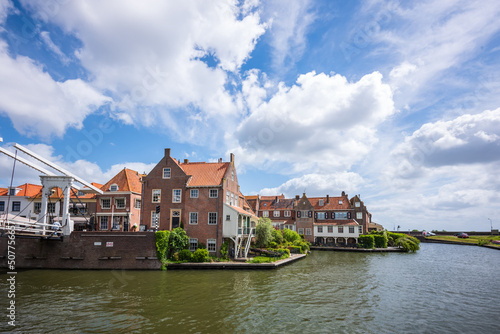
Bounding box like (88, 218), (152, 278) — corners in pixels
(179, 161), (229, 187)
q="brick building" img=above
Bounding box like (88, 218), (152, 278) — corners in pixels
(96, 168), (143, 232)
(142, 149), (257, 257)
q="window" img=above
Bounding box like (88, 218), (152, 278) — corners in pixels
(209, 189), (218, 198)
(226, 191), (230, 204)
(235, 196), (238, 207)
(110, 184), (119, 192)
(33, 202), (41, 214)
(263, 211), (269, 217)
(189, 238), (198, 251)
(359, 226), (363, 234)
(48, 203), (56, 214)
(328, 226), (333, 233)
(151, 212), (159, 228)
(189, 212), (198, 225)
(356, 212), (363, 219)
(0, 201), (5, 212)
(319, 199), (324, 206)
(306, 228), (312, 235)
(298, 228), (304, 235)
(135, 199), (141, 209)
(300, 210), (309, 218)
(172, 189), (181, 203)
(190, 189), (199, 198)
(12, 201), (21, 212)
(226, 215), (231, 221)
(100, 216), (108, 230)
(355, 201), (361, 207)
(317, 212), (325, 220)
(336, 212), (347, 219)
(339, 200), (343, 205)
(318, 226), (323, 233)
(207, 239), (216, 252)
(152, 189), (161, 203)
(208, 212), (217, 225)
(231, 193), (234, 205)
(112, 217), (120, 230)
(163, 168), (171, 179)
(284, 210), (291, 217)
(9, 188), (17, 196)
(338, 226), (344, 233)
(231, 170), (234, 181)
(273, 211), (280, 217)
(99, 198), (110, 209)
(349, 226), (355, 233)
(78, 191), (85, 197)
(115, 198), (125, 209)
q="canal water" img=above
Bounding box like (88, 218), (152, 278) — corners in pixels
(1, 243), (499, 333)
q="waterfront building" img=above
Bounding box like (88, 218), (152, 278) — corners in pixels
(0, 183), (60, 221)
(142, 149), (258, 257)
(96, 168), (143, 232)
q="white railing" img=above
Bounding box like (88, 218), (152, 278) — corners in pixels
(0, 218), (62, 237)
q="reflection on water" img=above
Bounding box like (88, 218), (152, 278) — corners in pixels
(1, 243), (499, 333)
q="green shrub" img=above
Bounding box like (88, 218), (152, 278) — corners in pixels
(168, 227), (189, 258)
(247, 256), (272, 263)
(283, 229), (301, 243)
(359, 235), (375, 249)
(220, 240), (229, 260)
(288, 245), (301, 254)
(172, 252), (180, 261)
(178, 249), (193, 262)
(272, 229), (284, 244)
(477, 239), (488, 246)
(255, 218), (274, 247)
(374, 233), (388, 248)
(192, 248), (210, 262)
(269, 241), (278, 248)
(394, 235), (420, 252)
(155, 230), (170, 270)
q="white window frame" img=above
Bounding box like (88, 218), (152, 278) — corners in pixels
(189, 212), (198, 225)
(355, 202), (361, 207)
(317, 212), (325, 220)
(100, 216), (109, 230)
(328, 226), (333, 233)
(263, 211), (269, 217)
(356, 212), (363, 219)
(209, 189), (218, 198)
(273, 211), (280, 217)
(318, 226), (323, 233)
(339, 200), (343, 205)
(284, 210), (291, 217)
(135, 199), (141, 209)
(338, 226), (344, 233)
(189, 238), (198, 251)
(208, 212), (217, 225)
(152, 189), (161, 203)
(172, 189), (182, 203)
(101, 198), (111, 209)
(47, 203), (56, 214)
(298, 228), (304, 235)
(190, 189), (199, 198)
(33, 202), (41, 214)
(349, 226), (355, 233)
(207, 239), (216, 252)
(306, 228), (312, 235)
(112, 216), (120, 230)
(163, 168), (171, 179)
(319, 199), (324, 206)
(109, 184), (119, 192)
(226, 191), (230, 204)
(115, 198), (126, 209)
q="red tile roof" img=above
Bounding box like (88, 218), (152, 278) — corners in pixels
(226, 204), (258, 219)
(101, 168), (143, 193)
(0, 188), (7, 196)
(309, 196), (351, 210)
(180, 162), (229, 187)
(13, 183), (43, 197)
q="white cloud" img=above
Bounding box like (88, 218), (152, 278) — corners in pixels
(20, 0), (266, 144)
(231, 70), (395, 173)
(0, 0), (12, 25)
(40, 31), (70, 64)
(260, 172), (364, 198)
(0, 40), (111, 139)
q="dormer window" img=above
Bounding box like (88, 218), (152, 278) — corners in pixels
(339, 200), (343, 205)
(110, 184), (119, 192)
(319, 199), (324, 206)
(9, 188), (18, 196)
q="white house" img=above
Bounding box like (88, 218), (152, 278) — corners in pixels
(314, 220), (363, 245)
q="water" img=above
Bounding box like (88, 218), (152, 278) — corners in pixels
(1, 243), (499, 333)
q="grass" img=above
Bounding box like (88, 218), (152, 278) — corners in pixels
(426, 235), (500, 247)
(246, 254), (289, 263)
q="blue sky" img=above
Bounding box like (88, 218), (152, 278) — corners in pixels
(1, 0), (500, 231)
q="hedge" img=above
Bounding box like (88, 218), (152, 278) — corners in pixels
(359, 234), (375, 249)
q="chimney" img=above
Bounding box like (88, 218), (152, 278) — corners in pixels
(164, 148), (171, 158)
(183, 159), (189, 164)
(230, 153), (235, 163)
(326, 195), (330, 204)
(295, 195), (300, 200)
(342, 191), (345, 196)
(275, 196), (278, 203)
(218, 158), (223, 163)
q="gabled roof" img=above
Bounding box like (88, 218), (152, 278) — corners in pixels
(180, 162), (229, 187)
(309, 196), (351, 210)
(101, 168), (143, 193)
(7, 183), (43, 197)
(259, 198), (295, 210)
(0, 188), (7, 196)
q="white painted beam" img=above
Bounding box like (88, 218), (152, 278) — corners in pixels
(0, 147), (56, 176)
(13, 143), (103, 195)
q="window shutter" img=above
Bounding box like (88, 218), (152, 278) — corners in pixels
(332, 212), (335, 219)
(308, 211), (312, 218)
(347, 212), (351, 219)
(325, 212), (329, 219)
(297, 211), (301, 218)
(314, 212), (317, 219)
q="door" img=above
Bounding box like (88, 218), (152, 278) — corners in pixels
(171, 210), (181, 229)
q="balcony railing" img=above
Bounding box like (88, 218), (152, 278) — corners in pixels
(238, 228), (255, 236)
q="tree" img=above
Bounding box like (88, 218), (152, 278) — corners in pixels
(255, 217), (273, 248)
(168, 227), (189, 258)
(271, 228), (283, 245)
(282, 228), (301, 244)
(394, 235), (420, 252)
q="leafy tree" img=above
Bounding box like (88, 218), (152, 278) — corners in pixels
(394, 235), (420, 252)
(155, 230), (170, 270)
(168, 227), (189, 258)
(255, 217), (273, 248)
(271, 228), (284, 245)
(282, 228), (301, 243)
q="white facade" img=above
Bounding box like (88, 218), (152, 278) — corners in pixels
(222, 204), (258, 258)
(314, 222), (362, 244)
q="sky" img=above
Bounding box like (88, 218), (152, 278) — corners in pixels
(1, 0), (499, 232)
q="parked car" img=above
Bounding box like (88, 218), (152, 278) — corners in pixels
(457, 233), (469, 238)
(453, 233), (462, 236)
(423, 231), (435, 236)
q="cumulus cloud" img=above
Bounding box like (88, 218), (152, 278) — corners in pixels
(0, 0), (12, 25)
(0, 41), (111, 139)
(19, 0), (266, 144)
(231, 70), (395, 173)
